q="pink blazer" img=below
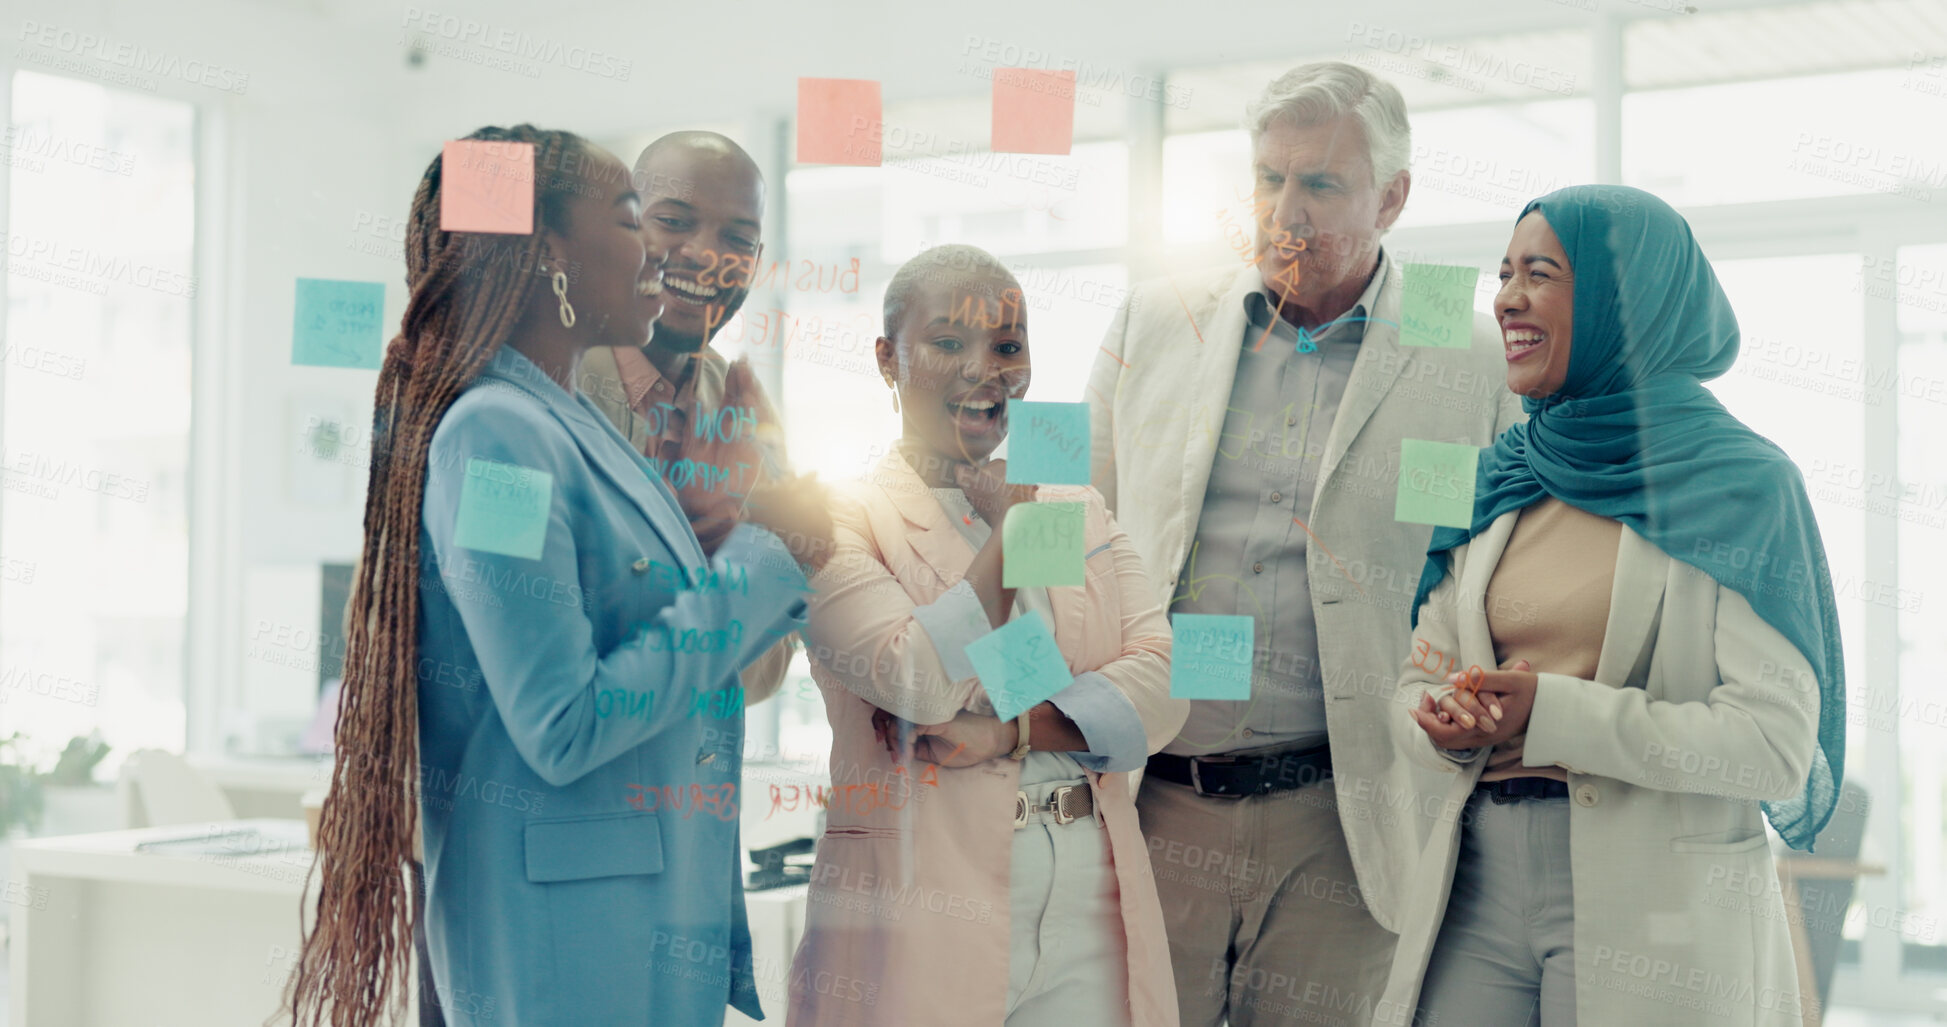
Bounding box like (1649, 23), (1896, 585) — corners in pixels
(785, 452), (1187, 1026)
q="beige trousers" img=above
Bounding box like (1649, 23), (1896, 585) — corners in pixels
(1137, 776), (1397, 1027)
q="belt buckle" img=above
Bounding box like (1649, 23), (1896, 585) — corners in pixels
(1051, 785), (1080, 826)
(1188, 756), (1245, 800)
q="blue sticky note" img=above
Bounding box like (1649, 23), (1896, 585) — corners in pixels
(453, 458), (553, 559)
(963, 613), (1070, 722)
(1170, 614), (1254, 699)
(1002, 501), (1085, 587)
(293, 278), (385, 369)
(1007, 401), (1091, 485)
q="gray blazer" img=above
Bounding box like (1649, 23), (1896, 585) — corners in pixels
(1087, 258), (1523, 932)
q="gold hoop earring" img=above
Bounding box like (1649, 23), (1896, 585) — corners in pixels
(552, 270), (576, 328)
(885, 378), (900, 414)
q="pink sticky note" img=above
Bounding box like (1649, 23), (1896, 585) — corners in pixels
(797, 78), (882, 166)
(441, 140), (534, 234)
(991, 69), (1076, 155)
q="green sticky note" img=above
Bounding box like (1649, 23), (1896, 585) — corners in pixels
(1395, 439), (1479, 529)
(1007, 401), (1091, 485)
(1400, 263), (1476, 349)
(963, 613), (1070, 722)
(293, 278), (385, 369)
(1002, 501), (1085, 587)
(453, 458), (553, 559)
(1170, 614), (1254, 699)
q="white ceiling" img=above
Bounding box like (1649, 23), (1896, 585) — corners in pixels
(32, 0), (1947, 157)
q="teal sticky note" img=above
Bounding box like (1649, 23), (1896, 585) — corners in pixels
(1007, 401), (1091, 485)
(453, 458), (553, 559)
(963, 613), (1070, 722)
(1170, 614), (1254, 699)
(1399, 263), (1476, 350)
(293, 278), (385, 369)
(1395, 439), (1479, 529)
(1002, 501), (1085, 587)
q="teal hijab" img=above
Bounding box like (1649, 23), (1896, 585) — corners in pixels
(1410, 185), (1844, 851)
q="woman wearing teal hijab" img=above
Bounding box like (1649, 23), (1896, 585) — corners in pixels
(1377, 185), (1843, 1026)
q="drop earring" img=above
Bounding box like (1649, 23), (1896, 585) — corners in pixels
(552, 270), (576, 328)
(885, 377), (900, 414)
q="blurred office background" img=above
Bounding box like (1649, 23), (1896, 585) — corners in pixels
(0, 0), (1943, 1022)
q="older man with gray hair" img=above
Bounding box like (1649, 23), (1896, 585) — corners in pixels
(1087, 62), (1521, 1026)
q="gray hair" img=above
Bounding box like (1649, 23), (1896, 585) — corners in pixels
(1244, 61), (1411, 190)
(881, 244), (1021, 337)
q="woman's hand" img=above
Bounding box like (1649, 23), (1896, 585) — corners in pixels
(871, 707), (1014, 767)
(744, 473), (835, 571)
(1409, 659), (1535, 750)
(953, 459), (1038, 528)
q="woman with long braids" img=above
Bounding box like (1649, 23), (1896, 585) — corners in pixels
(284, 125), (832, 1027)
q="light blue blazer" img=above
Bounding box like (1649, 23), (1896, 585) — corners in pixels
(414, 345), (808, 1026)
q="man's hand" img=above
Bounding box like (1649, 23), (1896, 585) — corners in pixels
(1409, 659), (1535, 750)
(672, 359), (787, 556)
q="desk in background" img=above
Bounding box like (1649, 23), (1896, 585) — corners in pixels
(177, 753), (332, 821)
(4, 819), (394, 1027)
(11, 814), (814, 1026)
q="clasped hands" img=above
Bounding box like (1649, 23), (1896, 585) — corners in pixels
(1408, 658), (1538, 752)
(870, 706), (1017, 768)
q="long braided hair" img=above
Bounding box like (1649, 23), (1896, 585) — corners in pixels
(283, 124), (590, 1027)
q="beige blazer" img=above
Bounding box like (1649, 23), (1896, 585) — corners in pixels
(577, 345), (796, 705)
(786, 452), (1188, 1026)
(1378, 511), (1822, 1027)
(1087, 258), (1524, 931)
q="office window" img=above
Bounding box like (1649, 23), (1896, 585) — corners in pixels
(1161, 129), (1252, 246)
(1624, 69), (1947, 208)
(1893, 243), (1947, 963)
(0, 72), (196, 762)
(1394, 100), (1594, 228)
(765, 137), (1128, 763)
(1709, 253), (1868, 765)
(778, 142), (1129, 482)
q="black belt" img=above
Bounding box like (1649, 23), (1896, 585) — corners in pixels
(1476, 778), (1571, 803)
(1147, 743), (1332, 799)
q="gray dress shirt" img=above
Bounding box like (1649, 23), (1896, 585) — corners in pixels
(1164, 258), (1389, 756)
